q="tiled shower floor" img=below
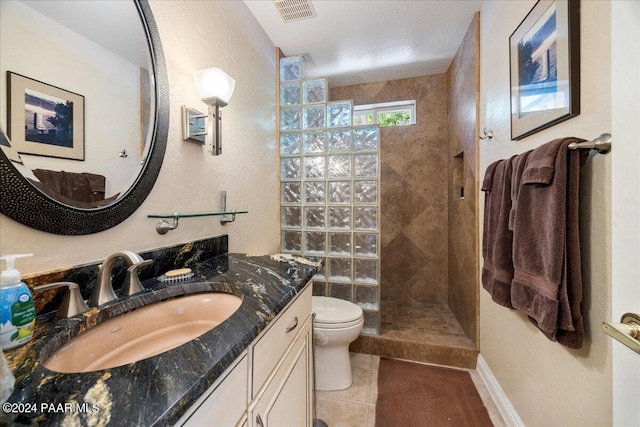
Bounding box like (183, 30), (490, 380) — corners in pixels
(351, 300), (478, 368)
(380, 300), (475, 348)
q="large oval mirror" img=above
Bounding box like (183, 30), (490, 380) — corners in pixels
(0, 0), (168, 235)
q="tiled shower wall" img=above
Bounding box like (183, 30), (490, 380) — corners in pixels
(331, 76), (449, 306)
(278, 56), (381, 334)
(446, 14), (480, 344)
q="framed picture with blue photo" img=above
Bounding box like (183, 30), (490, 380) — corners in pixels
(7, 72), (85, 160)
(509, 0), (580, 140)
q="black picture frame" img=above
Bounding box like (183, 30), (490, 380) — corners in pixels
(509, 0), (580, 140)
(7, 72), (85, 160)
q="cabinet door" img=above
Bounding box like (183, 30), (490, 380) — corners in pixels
(252, 285), (312, 398)
(251, 320), (312, 427)
(180, 354), (248, 427)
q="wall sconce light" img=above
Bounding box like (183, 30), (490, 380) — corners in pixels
(182, 67), (235, 155)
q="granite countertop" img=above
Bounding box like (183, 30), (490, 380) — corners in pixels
(1, 253), (320, 426)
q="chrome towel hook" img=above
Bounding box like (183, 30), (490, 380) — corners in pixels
(479, 127), (494, 140)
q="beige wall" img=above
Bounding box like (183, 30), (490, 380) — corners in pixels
(331, 75), (449, 306)
(0, 0), (278, 275)
(447, 13), (480, 345)
(479, 1), (612, 426)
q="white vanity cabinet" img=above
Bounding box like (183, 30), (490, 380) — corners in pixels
(178, 283), (313, 427)
(249, 317), (312, 427)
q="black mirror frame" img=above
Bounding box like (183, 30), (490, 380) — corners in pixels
(0, 0), (168, 235)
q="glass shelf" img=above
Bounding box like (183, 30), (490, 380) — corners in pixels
(148, 210), (248, 219)
(148, 210), (248, 234)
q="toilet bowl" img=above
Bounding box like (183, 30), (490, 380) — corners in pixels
(312, 296), (364, 391)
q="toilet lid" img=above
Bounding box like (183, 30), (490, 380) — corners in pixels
(312, 296), (363, 324)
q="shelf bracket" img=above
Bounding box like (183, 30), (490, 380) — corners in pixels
(156, 214), (179, 235)
(220, 212), (236, 225)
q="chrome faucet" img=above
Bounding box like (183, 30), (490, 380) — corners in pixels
(88, 251), (150, 307)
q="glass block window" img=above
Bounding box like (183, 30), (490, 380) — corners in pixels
(305, 231), (326, 253)
(280, 157), (301, 180)
(354, 181), (378, 204)
(304, 156), (325, 179)
(327, 101), (353, 127)
(305, 206), (325, 228)
(281, 230), (302, 252)
(328, 181), (351, 204)
(281, 107), (301, 131)
(328, 129), (352, 152)
(303, 106), (326, 129)
(353, 126), (379, 152)
(304, 181), (326, 203)
(280, 56), (304, 82)
(280, 82), (301, 106)
(278, 56), (380, 334)
(328, 207), (351, 229)
(354, 233), (378, 256)
(280, 132), (301, 155)
(329, 232), (351, 255)
(281, 182), (301, 204)
(282, 206), (302, 228)
(354, 285), (378, 310)
(329, 282), (352, 301)
(354, 207), (377, 229)
(354, 154), (378, 177)
(328, 258), (351, 282)
(303, 79), (328, 104)
(328, 155), (351, 178)
(303, 131), (326, 154)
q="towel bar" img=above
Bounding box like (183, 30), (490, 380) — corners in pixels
(568, 133), (611, 154)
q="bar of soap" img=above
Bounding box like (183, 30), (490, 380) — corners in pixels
(165, 268), (192, 278)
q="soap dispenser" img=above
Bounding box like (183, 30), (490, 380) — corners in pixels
(0, 254), (36, 350)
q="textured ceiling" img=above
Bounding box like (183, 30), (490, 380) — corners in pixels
(244, 0), (483, 87)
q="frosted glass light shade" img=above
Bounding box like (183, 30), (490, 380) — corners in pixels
(193, 67), (235, 107)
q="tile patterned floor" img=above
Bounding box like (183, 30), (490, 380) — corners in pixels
(314, 353), (378, 427)
(315, 353), (506, 427)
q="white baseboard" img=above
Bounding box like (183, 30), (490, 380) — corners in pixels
(476, 354), (525, 427)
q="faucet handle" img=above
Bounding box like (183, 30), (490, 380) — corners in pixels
(121, 259), (153, 297)
(33, 282), (90, 318)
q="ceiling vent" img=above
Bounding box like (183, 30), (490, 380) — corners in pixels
(272, 0), (316, 23)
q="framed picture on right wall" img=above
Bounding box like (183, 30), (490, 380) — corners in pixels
(509, 0), (580, 140)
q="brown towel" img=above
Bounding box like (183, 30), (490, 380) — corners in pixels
(510, 137), (588, 348)
(508, 150), (532, 231)
(481, 157), (516, 308)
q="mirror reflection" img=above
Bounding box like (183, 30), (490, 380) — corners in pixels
(0, 0), (154, 209)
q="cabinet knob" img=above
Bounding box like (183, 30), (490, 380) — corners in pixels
(256, 414), (264, 427)
(285, 316), (299, 333)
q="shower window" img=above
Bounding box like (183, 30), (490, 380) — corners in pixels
(352, 100), (416, 127)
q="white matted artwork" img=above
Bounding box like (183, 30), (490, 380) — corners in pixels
(7, 72), (85, 160)
(509, 0), (580, 140)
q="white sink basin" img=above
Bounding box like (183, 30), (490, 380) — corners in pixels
(44, 292), (242, 373)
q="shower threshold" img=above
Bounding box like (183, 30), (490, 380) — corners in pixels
(350, 300), (478, 369)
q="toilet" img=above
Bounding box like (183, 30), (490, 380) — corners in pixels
(312, 296), (364, 391)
